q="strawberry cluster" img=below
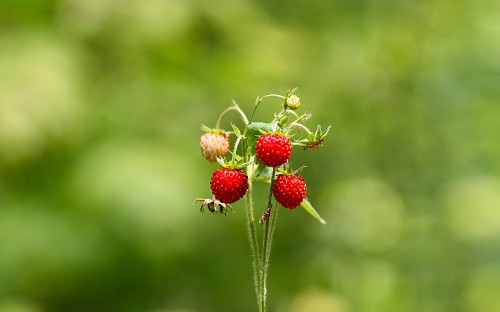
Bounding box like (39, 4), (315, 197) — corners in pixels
(195, 89), (330, 215)
(194, 89), (330, 312)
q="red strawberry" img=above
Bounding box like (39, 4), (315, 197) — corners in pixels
(255, 133), (292, 167)
(210, 168), (249, 204)
(200, 131), (229, 162)
(272, 174), (307, 209)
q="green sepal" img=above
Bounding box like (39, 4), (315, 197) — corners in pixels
(234, 154), (244, 162)
(295, 125), (332, 149)
(201, 124), (227, 136)
(275, 111), (289, 128)
(231, 122), (242, 137)
(216, 156), (228, 168)
(216, 156), (252, 170)
(286, 87), (298, 98)
(256, 166), (273, 180)
(300, 198), (327, 224)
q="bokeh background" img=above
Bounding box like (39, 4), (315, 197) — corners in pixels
(1, 0), (500, 311)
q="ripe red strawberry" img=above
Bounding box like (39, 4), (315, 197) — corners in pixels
(200, 131), (229, 162)
(255, 133), (292, 167)
(272, 174), (307, 209)
(210, 168), (249, 204)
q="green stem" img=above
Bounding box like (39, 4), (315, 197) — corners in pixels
(231, 136), (242, 163)
(265, 198), (278, 271)
(261, 199), (279, 311)
(249, 94), (286, 124)
(245, 167), (262, 312)
(260, 167), (277, 312)
(287, 121), (313, 134)
(216, 101), (249, 129)
(244, 93), (287, 311)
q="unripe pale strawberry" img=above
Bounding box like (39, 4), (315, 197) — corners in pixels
(255, 133), (292, 167)
(210, 168), (248, 204)
(200, 131), (229, 162)
(273, 174), (307, 209)
(284, 94), (300, 110)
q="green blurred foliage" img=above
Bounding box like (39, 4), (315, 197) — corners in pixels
(1, 0), (500, 311)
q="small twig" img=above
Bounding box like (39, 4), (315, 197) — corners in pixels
(216, 101), (249, 129)
(249, 94), (286, 123)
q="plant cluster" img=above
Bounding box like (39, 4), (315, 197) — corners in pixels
(195, 89), (330, 312)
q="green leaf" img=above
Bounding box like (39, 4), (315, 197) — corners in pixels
(254, 176), (271, 184)
(216, 157), (227, 168)
(300, 198), (327, 224)
(256, 166), (273, 179)
(231, 122), (241, 137)
(245, 122), (273, 154)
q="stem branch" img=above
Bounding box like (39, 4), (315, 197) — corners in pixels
(249, 94), (286, 123)
(231, 136), (242, 163)
(288, 121), (313, 134)
(216, 101), (249, 129)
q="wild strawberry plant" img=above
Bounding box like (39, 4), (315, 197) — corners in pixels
(195, 89), (330, 312)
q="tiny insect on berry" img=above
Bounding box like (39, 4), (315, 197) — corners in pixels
(200, 131), (229, 162)
(273, 174), (307, 209)
(210, 168), (249, 204)
(255, 133), (292, 167)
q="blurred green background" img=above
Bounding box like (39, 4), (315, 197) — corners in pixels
(1, 0), (500, 311)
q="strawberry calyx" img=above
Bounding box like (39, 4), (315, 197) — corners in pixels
(201, 124), (228, 137)
(255, 125), (294, 153)
(257, 123), (291, 137)
(295, 125), (331, 150)
(277, 163), (306, 176)
(216, 155), (251, 170)
(194, 196), (233, 215)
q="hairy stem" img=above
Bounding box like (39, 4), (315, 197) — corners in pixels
(249, 94), (286, 123)
(287, 121), (313, 134)
(216, 101), (249, 129)
(260, 167), (277, 312)
(261, 199), (279, 312)
(231, 136), (242, 163)
(245, 168), (262, 312)
(265, 198), (278, 275)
